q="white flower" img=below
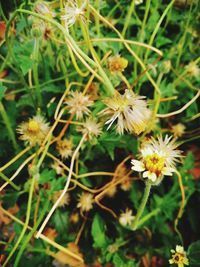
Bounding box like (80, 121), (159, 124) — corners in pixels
(185, 62), (200, 77)
(119, 209), (135, 226)
(77, 193), (94, 212)
(61, 0), (88, 29)
(17, 115), (50, 146)
(65, 91), (93, 120)
(35, 2), (55, 18)
(169, 245), (189, 266)
(100, 89), (151, 135)
(131, 135), (182, 184)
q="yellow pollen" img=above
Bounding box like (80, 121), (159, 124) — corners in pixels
(144, 153), (165, 175)
(28, 120), (40, 133)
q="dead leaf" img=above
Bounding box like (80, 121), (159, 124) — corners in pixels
(44, 227), (58, 241)
(51, 242), (86, 267)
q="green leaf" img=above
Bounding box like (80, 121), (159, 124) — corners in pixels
(188, 240), (200, 266)
(91, 214), (108, 248)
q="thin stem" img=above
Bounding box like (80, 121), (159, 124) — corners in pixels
(0, 171), (20, 191)
(0, 102), (18, 150)
(13, 201), (49, 267)
(131, 181), (152, 230)
(3, 168), (36, 266)
(122, 0), (135, 37)
(36, 133), (87, 238)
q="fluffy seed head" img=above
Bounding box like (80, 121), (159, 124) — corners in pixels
(65, 91), (93, 120)
(56, 139), (74, 159)
(77, 192), (94, 212)
(100, 89), (151, 135)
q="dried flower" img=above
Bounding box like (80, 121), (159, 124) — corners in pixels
(17, 115), (50, 146)
(52, 191), (70, 207)
(100, 89), (151, 135)
(185, 62), (200, 77)
(169, 245), (189, 267)
(131, 135), (182, 184)
(56, 139), (74, 159)
(35, 2), (55, 18)
(77, 192), (94, 212)
(119, 209), (135, 226)
(65, 91), (93, 120)
(171, 123), (186, 137)
(108, 55), (128, 74)
(77, 118), (102, 140)
(61, 0), (88, 29)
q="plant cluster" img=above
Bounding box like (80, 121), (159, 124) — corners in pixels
(0, 0), (200, 266)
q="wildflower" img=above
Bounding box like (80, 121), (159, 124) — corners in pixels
(56, 138), (74, 159)
(131, 135), (182, 184)
(61, 0), (88, 29)
(171, 123), (186, 138)
(77, 192), (94, 212)
(52, 191), (70, 207)
(77, 118), (102, 140)
(169, 245), (189, 267)
(119, 209), (135, 226)
(17, 115), (50, 146)
(108, 55), (128, 74)
(65, 91), (93, 120)
(35, 2), (55, 18)
(185, 62), (200, 78)
(100, 89), (151, 135)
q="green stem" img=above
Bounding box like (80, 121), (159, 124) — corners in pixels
(0, 102), (18, 150)
(32, 37), (42, 107)
(137, 208), (160, 228)
(3, 170), (36, 267)
(144, 0), (175, 63)
(10, 9), (115, 96)
(13, 201), (49, 267)
(0, 171), (20, 191)
(131, 181), (152, 230)
(122, 0), (135, 38)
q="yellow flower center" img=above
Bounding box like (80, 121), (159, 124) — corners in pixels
(144, 153), (165, 176)
(172, 252), (185, 264)
(28, 120), (40, 133)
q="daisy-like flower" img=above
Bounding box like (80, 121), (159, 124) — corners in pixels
(65, 91), (93, 120)
(169, 245), (189, 267)
(56, 138), (74, 159)
(119, 209), (135, 226)
(17, 115), (50, 146)
(100, 89), (151, 135)
(131, 135), (182, 184)
(77, 118), (102, 140)
(61, 0), (88, 29)
(77, 192), (94, 212)
(107, 55), (128, 74)
(52, 191), (70, 207)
